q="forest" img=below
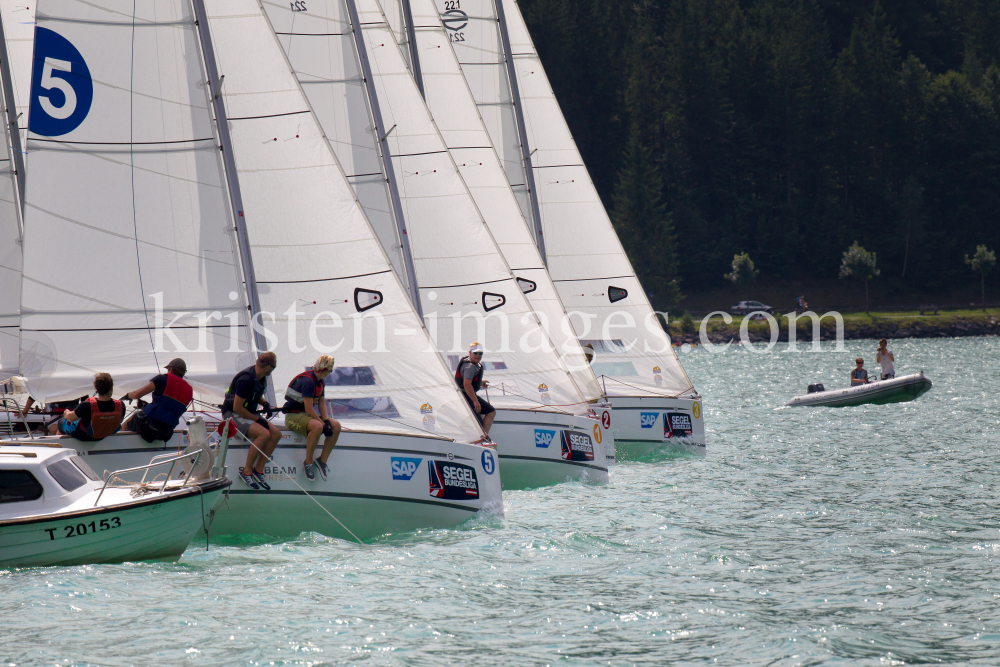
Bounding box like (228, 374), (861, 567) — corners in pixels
(519, 0), (1000, 310)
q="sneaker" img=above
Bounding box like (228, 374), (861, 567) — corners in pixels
(314, 458), (329, 481)
(252, 469), (271, 491)
(304, 460), (316, 481)
(238, 467), (260, 490)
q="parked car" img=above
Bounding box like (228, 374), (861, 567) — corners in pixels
(731, 300), (773, 314)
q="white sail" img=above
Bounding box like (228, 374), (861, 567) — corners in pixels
(264, 0), (591, 414)
(205, 0), (483, 442)
(449, 0), (695, 398)
(19, 0), (253, 402)
(382, 0), (602, 403)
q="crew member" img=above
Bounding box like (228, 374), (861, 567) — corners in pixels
(49, 373), (125, 441)
(283, 354), (341, 482)
(122, 358), (193, 443)
(850, 358), (870, 385)
(221, 352), (281, 491)
(455, 342), (496, 437)
(876, 339), (895, 380)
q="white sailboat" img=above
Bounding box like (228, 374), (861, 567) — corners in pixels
(379, 0), (614, 459)
(1, 0), (501, 541)
(444, 0), (705, 458)
(262, 0), (610, 487)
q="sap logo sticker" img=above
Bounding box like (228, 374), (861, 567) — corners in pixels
(391, 456), (422, 480)
(640, 412), (658, 428)
(534, 429), (556, 448)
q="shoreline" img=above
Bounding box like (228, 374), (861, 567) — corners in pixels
(669, 312), (1000, 345)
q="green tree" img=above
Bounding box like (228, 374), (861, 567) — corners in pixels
(965, 245), (997, 307)
(839, 242), (880, 312)
(724, 252), (759, 301)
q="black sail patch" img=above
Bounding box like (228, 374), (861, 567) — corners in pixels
(482, 292), (506, 312)
(354, 288), (383, 312)
(608, 286), (628, 303)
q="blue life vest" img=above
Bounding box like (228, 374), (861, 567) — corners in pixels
(142, 373), (193, 428)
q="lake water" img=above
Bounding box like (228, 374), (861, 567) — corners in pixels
(3, 337), (999, 666)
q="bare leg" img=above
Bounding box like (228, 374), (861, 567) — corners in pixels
(318, 420), (341, 463)
(303, 419), (324, 465)
(482, 411), (495, 436)
(254, 424), (282, 474)
(242, 421), (271, 473)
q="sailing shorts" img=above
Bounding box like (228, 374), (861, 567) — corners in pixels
(284, 412), (314, 437)
(222, 411), (269, 436)
(462, 393), (495, 425)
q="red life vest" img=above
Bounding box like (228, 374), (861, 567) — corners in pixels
(455, 357), (484, 392)
(84, 397), (125, 439)
(142, 373), (193, 427)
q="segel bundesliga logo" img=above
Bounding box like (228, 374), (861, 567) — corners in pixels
(561, 431), (595, 462)
(428, 460), (479, 500)
(534, 429), (555, 448)
(391, 456), (422, 480)
(639, 412), (658, 428)
(663, 413), (694, 439)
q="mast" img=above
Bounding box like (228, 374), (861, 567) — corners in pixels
(400, 0), (424, 97)
(345, 0), (422, 316)
(0, 11), (25, 226)
(494, 0), (545, 263)
(191, 0), (275, 401)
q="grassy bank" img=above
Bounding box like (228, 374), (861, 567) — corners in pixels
(667, 308), (1000, 343)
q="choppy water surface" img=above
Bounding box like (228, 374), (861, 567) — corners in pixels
(4, 337), (1000, 666)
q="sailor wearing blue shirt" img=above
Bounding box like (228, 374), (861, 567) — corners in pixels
(283, 355), (341, 481)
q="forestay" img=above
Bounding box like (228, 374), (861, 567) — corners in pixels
(206, 0), (483, 441)
(382, 0), (602, 404)
(449, 0), (695, 398)
(264, 0), (590, 413)
(19, 0), (253, 402)
(0, 13), (19, 378)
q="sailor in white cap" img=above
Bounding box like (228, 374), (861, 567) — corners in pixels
(454, 342), (495, 436)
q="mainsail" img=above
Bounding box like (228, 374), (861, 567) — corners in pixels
(263, 0), (591, 413)
(448, 0), (695, 398)
(381, 0), (602, 403)
(204, 0), (483, 441)
(19, 0), (253, 402)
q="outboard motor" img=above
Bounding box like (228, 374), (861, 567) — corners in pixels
(807, 383), (825, 394)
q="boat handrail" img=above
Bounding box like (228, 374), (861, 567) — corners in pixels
(94, 450), (202, 506)
(0, 397), (34, 440)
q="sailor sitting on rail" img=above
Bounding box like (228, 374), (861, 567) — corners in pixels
(222, 352), (281, 491)
(49, 373), (125, 441)
(456, 342), (496, 437)
(850, 358), (871, 385)
(283, 354), (341, 482)
(121, 358), (193, 444)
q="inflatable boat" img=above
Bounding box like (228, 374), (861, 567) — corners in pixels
(786, 372), (932, 407)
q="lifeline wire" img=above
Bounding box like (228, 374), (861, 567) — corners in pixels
(232, 428), (367, 547)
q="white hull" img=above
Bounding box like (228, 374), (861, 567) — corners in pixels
(1, 429), (502, 542)
(0, 480), (229, 567)
(490, 408), (610, 489)
(606, 396), (706, 461)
